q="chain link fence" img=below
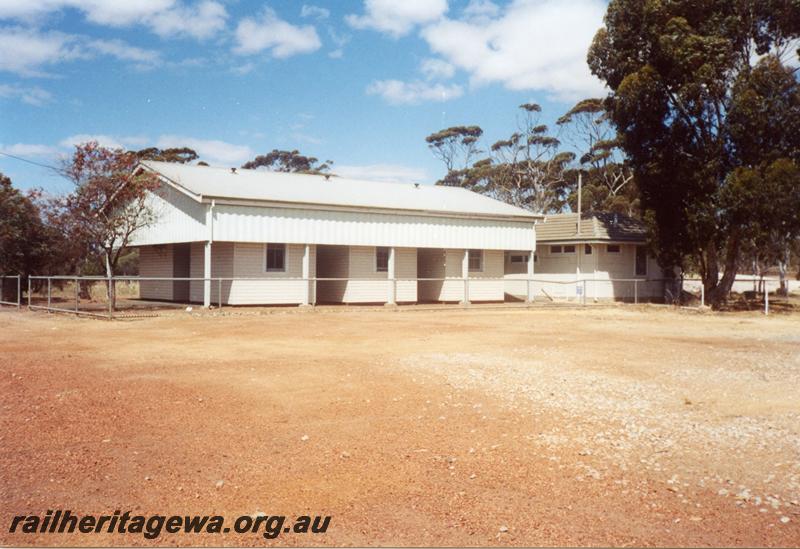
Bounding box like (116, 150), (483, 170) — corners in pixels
(4, 274), (794, 319)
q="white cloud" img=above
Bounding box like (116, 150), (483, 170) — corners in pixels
(421, 0), (607, 101)
(234, 8), (321, 58)
(0, 0), (171, 22)
(65, 1), (176, 26)
(335, 163), (429, 184)
(0, 27), (83, 76)
(0, 142), (60, 157)
(0, 26), (161, 75)
(88, 39), (161, 66)
(327, 27), (350, 59)
(367, 79), (463, 105)
(54, 134), (252, 166)
(346, 0), (448, 37)
(156, 135), (254, 166)
(0, 1), (227, 40)
(300, 5), (330, 20)
(0, 83), (52, 105)
(59, 134), (148, 150)
(146, 1), (227, 40)
(420, 57), (454, 80)
(461, 0), (499, 22)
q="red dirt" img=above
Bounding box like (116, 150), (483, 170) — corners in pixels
(1, 306), (798, 546)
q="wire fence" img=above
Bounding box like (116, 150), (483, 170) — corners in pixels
(2, 274), (794, 319)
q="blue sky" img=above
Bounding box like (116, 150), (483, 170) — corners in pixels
(0, 0), (607, 194)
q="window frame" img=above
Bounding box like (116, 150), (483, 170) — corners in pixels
(468, 249), (483, 272)
(607, 244), (621, 254)
(510, 253), (529, 264)
(563, 244), (576, 254)
(264, 243), (287, 273)
(584, 244), (593, 255)
(550, 245), (563, 254)
(634, 245), (648, 277)
(375, 246), (390, 273)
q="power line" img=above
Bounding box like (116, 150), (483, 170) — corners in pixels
(0, 150), (64, 174)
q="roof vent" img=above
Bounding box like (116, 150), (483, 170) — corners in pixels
(231, 167), (237, 174)
(414, 183), (420, 189)
(324, 174), (331, 181)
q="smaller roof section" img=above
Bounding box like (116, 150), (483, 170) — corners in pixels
(537, 212), (647, 243)
(138, 161), (542, 221)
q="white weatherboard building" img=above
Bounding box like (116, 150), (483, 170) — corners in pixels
(523, 212), (666, 301)
(131, 161), (542, 307)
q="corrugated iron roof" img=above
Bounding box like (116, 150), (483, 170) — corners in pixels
(537, 212), (647, 242)
(139, 161), (542, 220)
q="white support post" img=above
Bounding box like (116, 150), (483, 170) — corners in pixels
(461, 249), (470, 306)
(203, 241), (212, 308)
(765, 282), (769, 316)
(387, 247), (396, 306)
(526, 250), (534, 303)
(593, 245), (598, 302)
(301, 244), (310, 306)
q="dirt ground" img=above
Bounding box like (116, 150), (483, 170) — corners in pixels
(1, 305), (799, 547)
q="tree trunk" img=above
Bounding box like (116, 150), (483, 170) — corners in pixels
(705, 233), (740, 308)
(777, 245), (789, 297)
(104, 250), (116, 313)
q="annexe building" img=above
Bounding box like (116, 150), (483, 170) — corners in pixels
(522, 212), (665, 301)
(131, 161), (542, 307)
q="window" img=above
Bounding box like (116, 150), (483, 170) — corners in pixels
(468, 249), (483, 272)
(607, 244), (621, 254)
(585, 244), (593, 255)
(376, 247), (389, 272)
(510, 254), (529, 264)
(265, 243), (286, 272)
(635, 246), (647, 276)
(563, 245), (576, 254)
(550, 245), (562, 254)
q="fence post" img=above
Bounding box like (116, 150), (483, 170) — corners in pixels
(218, 278), (222, 309)
(47, 278), (51, 311)
(765, 282), (769, 316)
(700, 284), (705, 308)
(1, 277), (3, 308)
(75, 277), (79, 314)
(107, 276), (113, 319)
(582, 280), (587, 306)
(17, 276), (21, 309)
(27, 277), (31, 309)
(634, 280), (639, 304)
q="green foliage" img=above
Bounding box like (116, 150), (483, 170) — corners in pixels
(242, 149), (332, 174)
(136, 147), (199, 164)
(588, 0), (800, 306)
(558, 97), (640, 217)
(0, 173), (64, 278)
(425, 126), (484, 180)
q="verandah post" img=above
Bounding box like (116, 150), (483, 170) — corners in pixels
(386, 247), (396, 306)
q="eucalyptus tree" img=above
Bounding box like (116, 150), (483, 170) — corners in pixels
(588, 0), (800, 306)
